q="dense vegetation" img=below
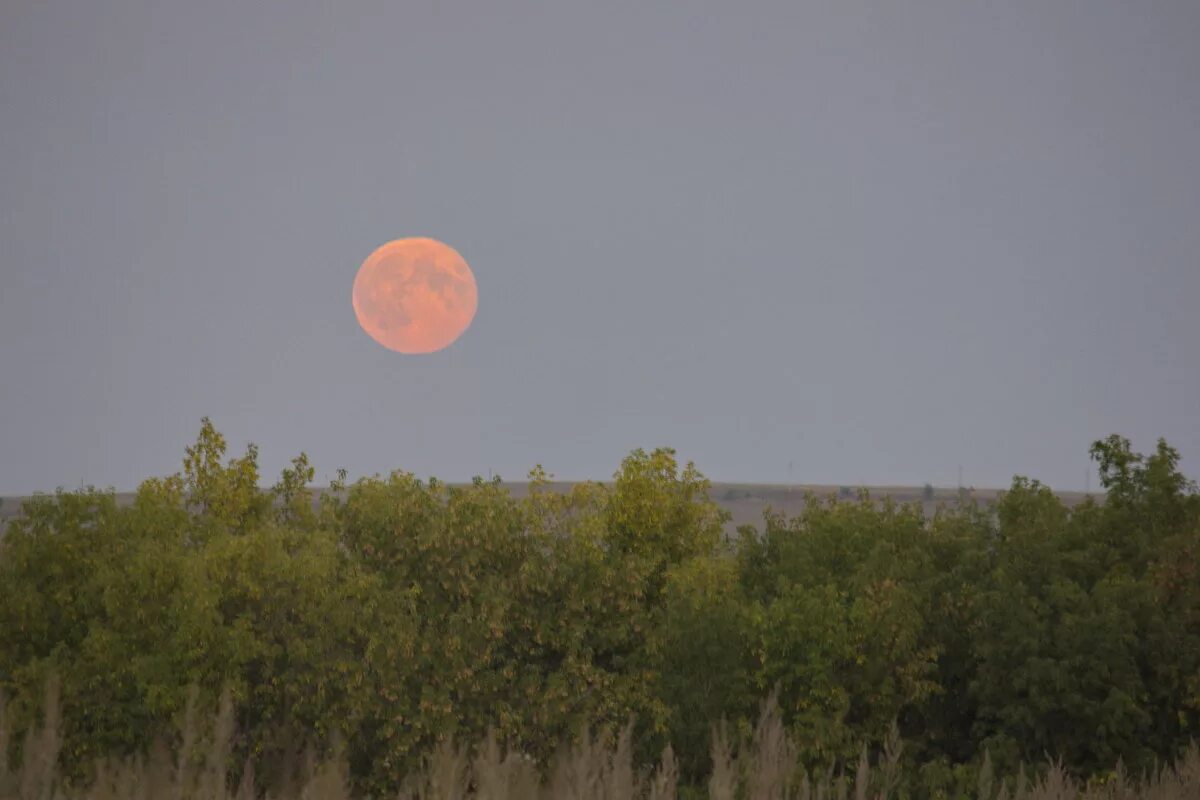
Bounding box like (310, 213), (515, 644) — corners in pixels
(1, 421), (1197, 798)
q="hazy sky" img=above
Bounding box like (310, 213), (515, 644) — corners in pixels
(2, 1), (1198, 494)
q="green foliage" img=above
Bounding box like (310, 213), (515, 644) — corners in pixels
(1, 423), (1198, 797)
(737, 499), (942, 774)
(652, 557), (757, 781)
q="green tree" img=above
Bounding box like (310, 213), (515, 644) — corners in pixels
(737, 497), (941, 773)
(652, 556), (757, 781)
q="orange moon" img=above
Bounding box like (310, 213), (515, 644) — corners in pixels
(351, 238), (478, 354)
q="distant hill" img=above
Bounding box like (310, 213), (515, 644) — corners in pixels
(0, 482), (1101, 535)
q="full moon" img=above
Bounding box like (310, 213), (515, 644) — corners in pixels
(351, 238), (478, 354)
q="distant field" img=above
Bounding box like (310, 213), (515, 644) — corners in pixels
(0, 482), (1100, 534)
(695, 482), (1096, 531)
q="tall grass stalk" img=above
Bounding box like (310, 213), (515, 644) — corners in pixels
(1, 687), (1197, 799)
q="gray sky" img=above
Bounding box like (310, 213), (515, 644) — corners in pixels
(2, 1), (1198, 495)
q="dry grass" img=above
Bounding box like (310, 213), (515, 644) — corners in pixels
(1, 689), (1197, 800)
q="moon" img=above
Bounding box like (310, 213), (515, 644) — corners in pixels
(352, 238), (478, 354)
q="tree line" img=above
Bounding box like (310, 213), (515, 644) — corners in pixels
(1, 420), (1197, 796)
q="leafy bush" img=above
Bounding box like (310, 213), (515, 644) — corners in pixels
(1, 422), (1198, 796)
